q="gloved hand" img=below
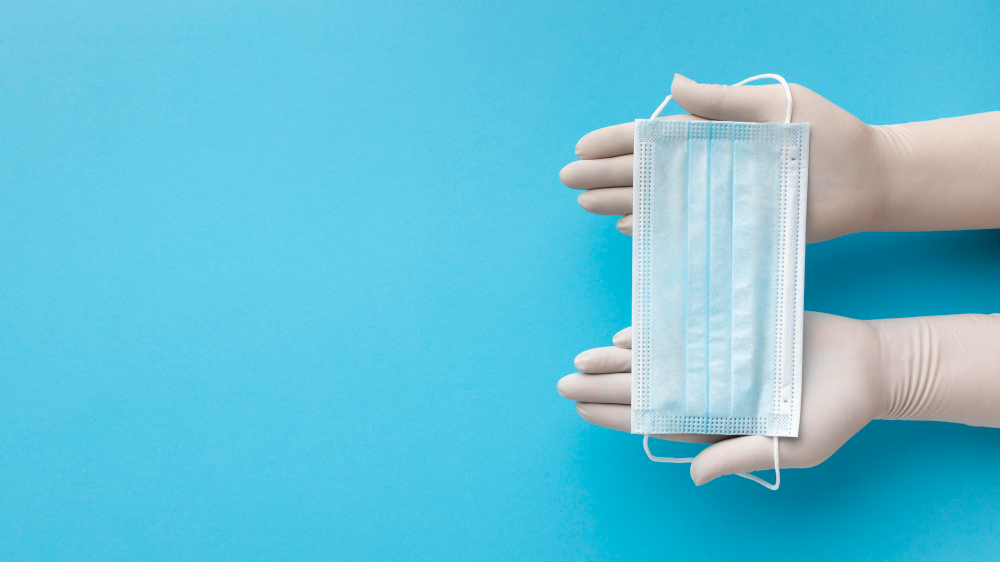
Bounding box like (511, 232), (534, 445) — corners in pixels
(558, 313), (1000, 485)
(557, 75), (1000, 484)
(559, 74), (1000, 242)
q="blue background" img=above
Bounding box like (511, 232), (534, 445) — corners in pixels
(2, 0), (999, 559)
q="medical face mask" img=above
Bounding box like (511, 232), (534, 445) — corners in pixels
(631, 74), (808, 490)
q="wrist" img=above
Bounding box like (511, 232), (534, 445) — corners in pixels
(868, 114), (1000, 233)
(867, 317), (911, 421)
(867, 123), (911, 234)
(869, 314), (1000, 426)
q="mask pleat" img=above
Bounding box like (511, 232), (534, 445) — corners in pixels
(730, 124), (782, 431)
(707, 123), (734, 433)
(683, 121), (710, 431)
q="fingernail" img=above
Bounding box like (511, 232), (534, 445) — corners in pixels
(574, 350), (592, 370)
(674, 73), (694, 84)
(616, 216), (632, 236)
(559, 163), (572, 185)
(575, 402), (589, 417)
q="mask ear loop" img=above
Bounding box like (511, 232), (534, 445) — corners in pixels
(643, 435), (695, 464)
(736, 437), (780, 490)
(644, 435), (780, 490)
(649, 73), (793, 124)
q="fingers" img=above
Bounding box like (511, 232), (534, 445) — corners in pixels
(559, 155), (632, 190)
(577, 187), (632, 216)
(565, 116), (711, 220)
(573, 114), (708, 160)
(574, 403), (729, 444)
(574, 346), (630, 374)
(671, 73), (791, 124)
(575, 122), (635, 159)
(557, 372), (630, 404)
(612, 326), (632, 349)
(689, 435), (777, 486)
(616, 214), (633, 236)
(564, 115), (709, 221)
(575, 402), (630, 431)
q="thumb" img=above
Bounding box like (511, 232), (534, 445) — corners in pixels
(671, 74), (790, 123)
(689, 435), (777, 486)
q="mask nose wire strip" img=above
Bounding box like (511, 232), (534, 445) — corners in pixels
(649, 73), (793, 124)
(644, 435), (781, 490)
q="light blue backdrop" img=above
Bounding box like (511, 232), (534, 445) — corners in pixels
(2, 0), (999, 560)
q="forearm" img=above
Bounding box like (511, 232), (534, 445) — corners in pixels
(871, 112), (1000, 232)
(871, 314), (1000, 427)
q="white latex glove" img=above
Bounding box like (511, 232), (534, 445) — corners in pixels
(558, 313), (1000, 485)
(556, 75), (1000, 484)
(559, 74), (1000, 242)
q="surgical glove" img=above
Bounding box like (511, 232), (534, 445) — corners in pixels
(557, 312), (1000, 485)
(560, 75), (1000, 242)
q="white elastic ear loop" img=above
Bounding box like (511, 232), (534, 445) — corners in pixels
(736, 436), (780, 491)
(644, 435), (781, 491)
(643, 435), (695, 464)
(649, 73), (793, 125)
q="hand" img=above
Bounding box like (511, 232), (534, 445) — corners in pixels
(556, 312), (884, 485)
(559, 74), (883, 243)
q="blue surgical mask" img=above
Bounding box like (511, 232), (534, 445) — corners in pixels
(631, 74), (808, 490)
